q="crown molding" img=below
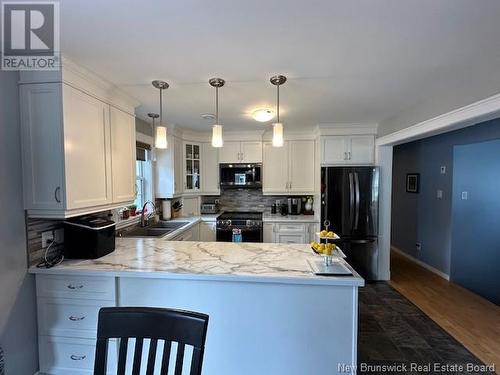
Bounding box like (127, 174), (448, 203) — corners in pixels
(376, 93), (500, 146)
(316, 123), (378, 136)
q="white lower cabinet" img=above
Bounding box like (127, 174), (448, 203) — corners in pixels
(36, 275), (116, 375)
(200, 221), (216, 241)
(171, 223), (199, 241)
(265, 222), (319, 244)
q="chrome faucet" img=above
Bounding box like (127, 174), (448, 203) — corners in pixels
(140, 201), (156, 227)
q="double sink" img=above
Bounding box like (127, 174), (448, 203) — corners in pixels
(121, 221), (190, 238)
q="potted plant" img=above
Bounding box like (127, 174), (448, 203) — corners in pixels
(128, 204), (137, 216)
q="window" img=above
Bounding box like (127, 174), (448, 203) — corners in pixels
(134, 142), (153, 209)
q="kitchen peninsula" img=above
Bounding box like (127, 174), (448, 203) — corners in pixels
(31, 239), (363, 375)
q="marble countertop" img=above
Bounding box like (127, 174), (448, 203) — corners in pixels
(263, 213), (320, 223)
(29, 239), (363, 286)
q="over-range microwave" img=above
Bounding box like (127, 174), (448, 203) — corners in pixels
(220, 163), (262, 189)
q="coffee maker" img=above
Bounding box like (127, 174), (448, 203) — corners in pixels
(287, 198), (302, 215)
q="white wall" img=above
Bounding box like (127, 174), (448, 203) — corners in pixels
(0, 71), (38, 374)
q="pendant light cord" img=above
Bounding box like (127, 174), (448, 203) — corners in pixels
(276, 84), (280, 122)
(159, 88), (163, 126)
(215, 86), (219, 124)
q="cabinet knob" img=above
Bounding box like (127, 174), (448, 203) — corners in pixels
(67, 284), (83, 290)
(69, 315), (86, 321)
(70, 355), (86, 361)
(54, 186), (61, 203)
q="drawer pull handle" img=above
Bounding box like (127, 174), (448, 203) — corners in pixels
(69, 315), (85, 321)
(67, 284), (83, 290)
(70, 355), (86, 361)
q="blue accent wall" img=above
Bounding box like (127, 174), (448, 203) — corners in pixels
(392, 118), (500, 280)
(451, 140), (500, 304)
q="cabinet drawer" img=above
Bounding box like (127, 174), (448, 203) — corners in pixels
(38, 298), (114, 338)
(36, 274), (115, 300)
(276, 223), (306, 233)
(277, 234), (306, 244)
(171, 226), (194, 241)
(39, 336), (116, 375)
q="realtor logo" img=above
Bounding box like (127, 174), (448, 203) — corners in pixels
(1, 1), (60, 70)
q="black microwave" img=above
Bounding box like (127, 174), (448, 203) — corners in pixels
(220, 163), (262, 189)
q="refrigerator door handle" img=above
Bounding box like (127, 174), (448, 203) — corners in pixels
(354, 172), (360, 230)
(348, 172), (355, 232)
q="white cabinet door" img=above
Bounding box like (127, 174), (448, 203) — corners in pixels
(20, 83), (65, 210)
(219, 141), (241, 163)
(174, 137), (184, 195)
(263, 142), (289, 194)
(289, 140), (315, 194)
(348, 135), (375, 164)
(201, 143), (220, 195)
(62, 85), (113, 210)
(200, 222), (216, 241)
(263, 223), (275, 243)
(110, 107), (136, 204)
(321, 136), (349, 165)
(241, 141), (262, 163)
(276, 233), (306, 244)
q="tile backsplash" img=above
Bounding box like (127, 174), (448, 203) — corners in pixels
(202, 189), (309, 213)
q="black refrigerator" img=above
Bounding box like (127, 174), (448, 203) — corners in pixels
(321, 167), (379, 280)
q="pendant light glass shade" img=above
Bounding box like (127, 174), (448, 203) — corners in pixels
(209, 78), (225, 148)
(270, 75), (286, 147)
(155, 126), (168, 149)
(272, 122), (284, 147)
(152, 80), (169, 149)
(212, 124), (223, 147)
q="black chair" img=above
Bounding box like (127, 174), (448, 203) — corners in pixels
(94, 307), (209, 375)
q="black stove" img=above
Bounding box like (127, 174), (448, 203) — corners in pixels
(216, 211), (263, 242)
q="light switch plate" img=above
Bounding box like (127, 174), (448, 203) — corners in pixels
(461, 191), (468, 200)
(440, 166), (446, 174)
(437, 190), (443, 199)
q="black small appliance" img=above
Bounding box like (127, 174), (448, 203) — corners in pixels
(64, 216), (116, 259)
(287, 198), (302, 215)
(219, 163), (262, 189)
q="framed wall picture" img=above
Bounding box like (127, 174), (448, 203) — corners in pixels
(406, 173), (420, 193)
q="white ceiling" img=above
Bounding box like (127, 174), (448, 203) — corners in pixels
(60, 0), (500, 133)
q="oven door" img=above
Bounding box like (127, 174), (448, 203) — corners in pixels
(216, 226), (263, 242)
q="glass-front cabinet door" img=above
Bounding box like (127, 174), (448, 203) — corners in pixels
(184, 142), (201, 192)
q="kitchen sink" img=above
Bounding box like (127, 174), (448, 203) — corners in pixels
(121, 227), (173, 237)
(149, 221), (189, 230)
(120, 221), (190, 238)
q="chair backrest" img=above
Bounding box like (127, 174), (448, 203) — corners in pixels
(94, 307), (209, 375)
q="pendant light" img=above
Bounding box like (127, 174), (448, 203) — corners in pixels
(152, 80), (169, 149)
(270, 75), (286, 147)
(209, 78), (225, 148)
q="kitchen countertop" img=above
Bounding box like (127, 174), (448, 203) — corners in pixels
(262, 213), (320, 223)
(29, 238), (363, 286)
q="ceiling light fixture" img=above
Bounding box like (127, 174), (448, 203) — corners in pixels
(152, 80), (169, 149)
(209, 78), (225, 148)
(270, 74), (287, 147)
(252, 108), (274, 122)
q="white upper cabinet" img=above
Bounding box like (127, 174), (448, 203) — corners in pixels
(219, 141), (241, 163)
(289, 140), (315, 193)
(263, 140), (315, 195)
(220, 141), (262, 163)
(19, 63), (138, 218)
(201, 142), (220, 195)
(110, 107), (136, 204)
(321, 135), (374, 165)
(155, 135), (183, 199)
(240, 141), (263, 163)
(63, 86), (113, 209)
(263, 142), (289, 194)
(183, 142), (201, 193)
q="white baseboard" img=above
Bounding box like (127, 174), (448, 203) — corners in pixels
(391, 246), (450, 280)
